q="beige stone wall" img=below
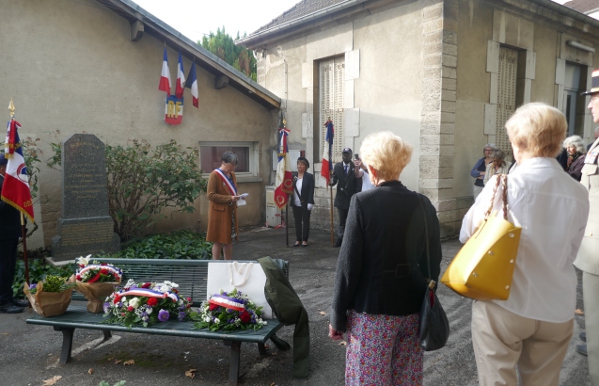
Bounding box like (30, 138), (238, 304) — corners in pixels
(1, 0), (277, 247)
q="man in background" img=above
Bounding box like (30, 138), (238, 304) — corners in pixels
(330, 148), (361, 247)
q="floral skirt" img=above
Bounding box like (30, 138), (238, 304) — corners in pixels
(346, 310), (422, 386)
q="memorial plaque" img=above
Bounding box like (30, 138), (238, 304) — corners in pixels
(51, 134), (120, 261)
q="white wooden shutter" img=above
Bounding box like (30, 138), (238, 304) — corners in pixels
(495, 47), (518, 152)
(319, 56), (345, 162)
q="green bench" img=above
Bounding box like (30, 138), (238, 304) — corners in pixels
(26, 258), (288, 385)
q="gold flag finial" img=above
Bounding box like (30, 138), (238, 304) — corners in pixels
(8, 98), (15, 118)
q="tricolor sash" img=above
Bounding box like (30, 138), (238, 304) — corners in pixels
(214, 168), (237, 196)
(119, 288), (179, 302)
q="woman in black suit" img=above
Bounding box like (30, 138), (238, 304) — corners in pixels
(328, 131), (442, 385)
(290, 157), (315, 247)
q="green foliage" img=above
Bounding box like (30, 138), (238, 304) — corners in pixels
(48, 139), (207, 242)
(29, 275), (75, 294)
(96, 230), (212, 260)
(13, 258), (75, 299)
(201, 27), (257, 81)
(99, 381), (126, 386)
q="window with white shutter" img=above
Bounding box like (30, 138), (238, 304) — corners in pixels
(496, 47), (518, 153)
(319, 56), (345, 162)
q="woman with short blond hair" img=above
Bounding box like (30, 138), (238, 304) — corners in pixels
(329, 131), (442, 385)
(461, 102), (589, 385)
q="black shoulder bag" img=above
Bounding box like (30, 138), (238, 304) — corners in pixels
(417, 195), (450, 351)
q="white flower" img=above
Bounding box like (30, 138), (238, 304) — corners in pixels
(126, 279), (136, 288)
(146, 307), (153, 315)
(204, 316), (211, 323)
(121, 297), (127, 303)
(76, 255), (91, 266)
(129, 298), (140, 309)
(214, 318), (220, 324)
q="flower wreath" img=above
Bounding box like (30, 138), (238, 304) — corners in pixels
(192, 288), (267, 332)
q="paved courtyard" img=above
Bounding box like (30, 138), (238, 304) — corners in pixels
(0, 227), (590, 385)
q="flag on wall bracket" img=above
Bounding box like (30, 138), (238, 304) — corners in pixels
(185, 61), (199, 108)
(159, 47), (171, 95)
(165, 95), (184, 125)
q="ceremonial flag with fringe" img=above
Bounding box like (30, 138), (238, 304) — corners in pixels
(2, 119), (34, 222)
(159, 47), (171, 95)
(175, 52), (185, 99)
(321, 119), (334, 186)
(274, 119), (293, 209)
(185, 61), (199, 108)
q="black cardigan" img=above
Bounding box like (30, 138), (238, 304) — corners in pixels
(330, 181), (442, 332)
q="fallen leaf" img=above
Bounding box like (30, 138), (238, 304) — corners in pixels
(185, 369), (197, 379)
(576, 309), (585, 315)
(319, 311), (327, 316)
(42, 375), (62, 386)
(338, 341), (347, 346)
(107, 357), (113, 361)
(114, 359), (122, 365)
(88, 368), (94, 375)
(123, 359), (135, 366)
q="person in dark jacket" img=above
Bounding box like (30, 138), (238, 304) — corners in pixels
(564, 135), (586, 181)
(0, 154), (27, 313)
(329, 131), (442, 386)
(290, 157), (315, 247)
(330, 148), (361, 247)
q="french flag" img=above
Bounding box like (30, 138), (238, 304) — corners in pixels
(185, 61), (199, 108)
(158, 47), (171, 95)
(2, 119), (34, 222)
(175, 52), (185, 99)
(321, 119), (334, 186)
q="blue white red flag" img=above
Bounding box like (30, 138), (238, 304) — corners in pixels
(175, 52), (185, 99)
(274, 120), (293, 209)
(185, 61), (199, 108)
(158, 47), (171, 95)
(321, 119), (334, 186)
(2, 119), (34, 222)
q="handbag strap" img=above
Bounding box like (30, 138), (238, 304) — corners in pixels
(417, 195), (435, 290)
(483, 174), (509, 220)
(228, 262), (253, 286)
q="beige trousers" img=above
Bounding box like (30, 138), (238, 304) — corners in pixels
(583, 272), (599, 385)
(471, 300), (573, 386)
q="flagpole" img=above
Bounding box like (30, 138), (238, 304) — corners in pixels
(20, 213), (30, 286)
(329, 182), (334, 246)
(285, 203), (289, 247)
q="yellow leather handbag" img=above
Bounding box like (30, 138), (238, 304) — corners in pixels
(441, 174), (521, 300)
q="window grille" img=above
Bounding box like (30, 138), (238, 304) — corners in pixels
(496, 47), (518, 153)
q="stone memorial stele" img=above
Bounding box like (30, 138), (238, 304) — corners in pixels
(51, 134), (120, 261)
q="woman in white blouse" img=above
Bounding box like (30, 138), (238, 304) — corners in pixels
(460, 103), (589, 386)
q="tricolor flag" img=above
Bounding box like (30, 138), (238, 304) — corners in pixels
(185, 61), (199, 108)
(158, 47), (171, 95)
(175, 52), (185, 99)
(2, 119), (34, 222)
(321, 119), (334, 186)
(274, 118), (293, 209)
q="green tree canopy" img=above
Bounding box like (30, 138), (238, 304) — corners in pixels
(201, 27), (257, 81)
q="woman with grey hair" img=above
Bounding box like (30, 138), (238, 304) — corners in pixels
(206, 151), (242, 260)
(329, 131), (442, 385)
(471, 143), (496, 198)
(483, 148), (512, 186)
(564, 135), (586, 181)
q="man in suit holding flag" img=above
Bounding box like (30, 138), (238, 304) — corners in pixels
(0, 153), (26, 313)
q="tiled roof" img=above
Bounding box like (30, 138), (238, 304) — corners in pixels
(251, 0), (347, 34)
(561, 0), (599, 13)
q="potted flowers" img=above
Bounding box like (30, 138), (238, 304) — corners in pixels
(103, 280), (192, 328)
(24, 275), (76, 317)
(74, 255), (122, 313)
(192, 289), (267, 332)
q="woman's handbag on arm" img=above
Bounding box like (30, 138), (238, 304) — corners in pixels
(441, 174), (522, 300)
(418, 195), (450, 351)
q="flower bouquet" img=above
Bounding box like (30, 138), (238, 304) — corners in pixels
(103, 280), (192, 328)
(73, 255), (122, 313)
(192, 289), (267, 332)
(23, 275), (76, 317)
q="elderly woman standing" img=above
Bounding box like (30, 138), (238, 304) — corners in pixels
(471, 143), (496, 198)
(290, 157), (315, 247)
(461, 103), (589, 386)
(564, 135), (586, 181)
(206, 151), (242, 260)
(329, 131), (442, 385)
(483, 149), (512, 186)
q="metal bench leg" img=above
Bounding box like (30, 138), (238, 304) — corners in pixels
(223, 340), (241, 385)
(103, 330), (112, 340)
(53, 326), (75, 365)
(258, 343), (266, 355)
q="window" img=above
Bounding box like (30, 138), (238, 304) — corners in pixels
(496, 47), (518, 153)
(318, 56), (345, 162)
(199, 142), (258, 178)
(562, 63), (586, 137)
